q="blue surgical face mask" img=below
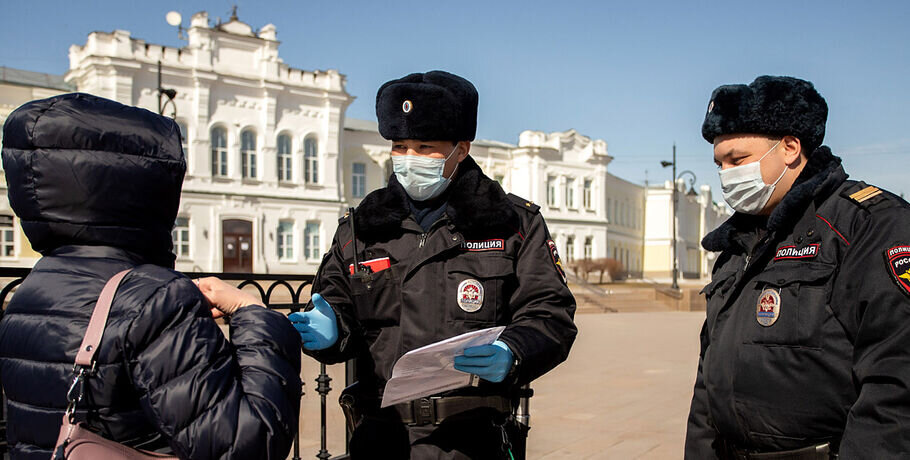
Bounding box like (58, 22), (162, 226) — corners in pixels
(392, 144), (459, 201)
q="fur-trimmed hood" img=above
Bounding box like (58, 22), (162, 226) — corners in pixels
(353, 155), (517, 241)
(702, 146), (846, 252)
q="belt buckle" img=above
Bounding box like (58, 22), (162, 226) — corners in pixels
(413, 397), (436, 426)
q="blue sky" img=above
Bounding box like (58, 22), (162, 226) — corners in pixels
(2, 0), (909, 198)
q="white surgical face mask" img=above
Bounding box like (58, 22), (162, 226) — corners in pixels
(718, 140), (787, 214)
(392, 144), (459, 201)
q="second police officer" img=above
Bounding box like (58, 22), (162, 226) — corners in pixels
(685, 76), (910, 459)
(290, 70), (577, 459)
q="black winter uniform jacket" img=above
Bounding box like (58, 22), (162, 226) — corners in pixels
(684, 147), (910, 458)
(305, 156), (577, 399)
(0, 93), (302, 460)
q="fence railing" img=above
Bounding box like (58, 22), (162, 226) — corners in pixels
(0, 267), (349, 460)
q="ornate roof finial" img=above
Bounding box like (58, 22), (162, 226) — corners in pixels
(229, 5), (238, 21)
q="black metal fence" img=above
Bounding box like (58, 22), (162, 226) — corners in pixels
(0, 267), (350, 460)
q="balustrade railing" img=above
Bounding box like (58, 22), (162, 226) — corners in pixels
(0, 267), (349, 460)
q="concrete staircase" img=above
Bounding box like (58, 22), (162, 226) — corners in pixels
(566, 271), (704, 313)
(569, 283), (673, 313)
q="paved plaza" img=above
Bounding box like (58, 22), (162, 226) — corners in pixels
(294, 311), (705, 459)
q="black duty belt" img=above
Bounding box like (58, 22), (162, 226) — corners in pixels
(394, 396), (511, 426)
(731, 442), (837, 460)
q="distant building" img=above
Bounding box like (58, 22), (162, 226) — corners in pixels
(65, 12), (353, 273)
(644, 181), (730, 280)
(0, 67), (76, 267)
(0, 11), (730, 280)
(503, 129), (611, 266)
(604, 173), (646, 278)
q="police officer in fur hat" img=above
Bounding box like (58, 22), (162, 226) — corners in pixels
(685, 76), (910, 459)
(291, 70), (577, 459)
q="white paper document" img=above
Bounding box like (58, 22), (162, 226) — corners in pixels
(380, 326), (506, 408)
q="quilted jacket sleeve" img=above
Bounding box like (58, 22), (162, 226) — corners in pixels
(124, 274), (302, 460)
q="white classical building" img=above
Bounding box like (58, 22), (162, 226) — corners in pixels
(494, 129), (611, 266)
(64, 12), (353, 274)
(0, 10), (730, 279)
(339, 124), (614, 268)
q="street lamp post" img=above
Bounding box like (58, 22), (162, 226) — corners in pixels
(661, 144), (696, 290)
(157, 11), (185, 118)
(157, 60), (177, 118)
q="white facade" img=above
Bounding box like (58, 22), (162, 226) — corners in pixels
(510, 130), (611, 265)
(64, 12), (353, 273)
(338, 126), (614, 268)
(0, 11), (729, 279)
(604, 173), (646, 277)
(644, 180), (731, 280)
(341, 119), (391, 208)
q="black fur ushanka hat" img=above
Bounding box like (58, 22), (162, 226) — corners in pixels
(702, 75), (828, 151)
(376, 70), (478, 142)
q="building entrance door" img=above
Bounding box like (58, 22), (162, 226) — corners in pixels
(222, 219), (253, 273)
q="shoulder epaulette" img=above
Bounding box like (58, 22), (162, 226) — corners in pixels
(841, 181), (893, 210)
(337, 211), (351, 224)
(507, 193), (540, 214)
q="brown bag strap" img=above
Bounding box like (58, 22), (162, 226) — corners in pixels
(74, 270), (132, 368)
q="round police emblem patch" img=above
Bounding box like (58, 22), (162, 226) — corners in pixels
(402, 100), (413, 113)
(756, 288), (781, 327)
(457, 279), (484, 313)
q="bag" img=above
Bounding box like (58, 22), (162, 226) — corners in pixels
(52, 269), (179, 460)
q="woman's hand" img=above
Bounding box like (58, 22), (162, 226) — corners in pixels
(194, 277), (263, 318)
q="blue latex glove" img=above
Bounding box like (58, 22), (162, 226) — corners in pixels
(453, 340), (514, 383)
(289, 293), (338, 350)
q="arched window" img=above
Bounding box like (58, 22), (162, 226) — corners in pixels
(210, 126), (228, 177)
(241, 129), (257, 179)
(304, 136), (318, 184)
(277, 134), (292, 182)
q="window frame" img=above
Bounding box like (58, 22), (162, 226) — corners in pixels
(171, 216), (190, 259)
(304, 221), (321, 260)
(277, 220), (295, 261)
(583, 179), (592, 210)
(546, 176), (558, 208)
(352, 162), (366, 198)
(210, 126), (229, 177)
(277, 133), (293, 182)
(566, 177), (576, 209)
(304, 136), (319, 184)
(0, 215), (15, 258)
(241, 129), (258, 179)
(177, 120), (189, 156)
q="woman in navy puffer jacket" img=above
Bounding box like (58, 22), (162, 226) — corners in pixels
(0, 93), (302, 459)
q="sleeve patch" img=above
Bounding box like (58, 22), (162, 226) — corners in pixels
(547, 239), (567, 284)
(885, 245), (910, 298)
